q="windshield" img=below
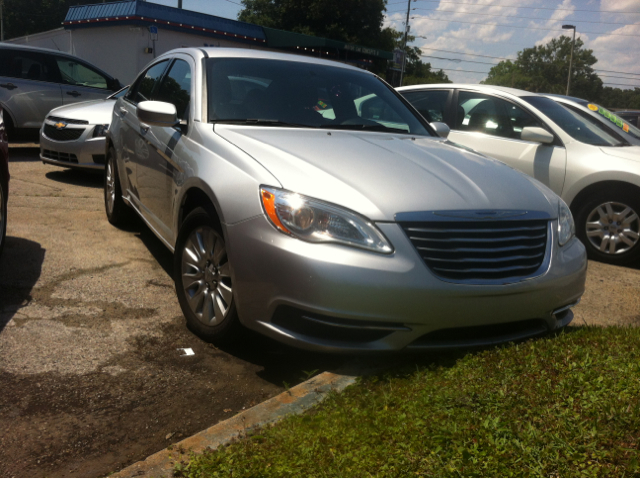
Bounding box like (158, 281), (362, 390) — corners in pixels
(574, 100), (640, 141)
(206, 58), (432, 136)
(523, 96), (626, 147)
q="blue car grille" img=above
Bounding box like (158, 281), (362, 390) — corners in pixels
(400, 219), (549, 282)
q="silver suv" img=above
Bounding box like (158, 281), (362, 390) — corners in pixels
(0, 44), (121, 135)
(105, 48), (586, 352)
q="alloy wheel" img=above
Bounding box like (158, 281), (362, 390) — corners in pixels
(106, 159), (116, 214)
(585, 201), (640, 254)
(181, 226), (233, 326)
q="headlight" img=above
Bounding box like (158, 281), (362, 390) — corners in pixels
(260, 186), (393, 254)
(92, 124), (109, 138)
(558, 199), (575, 246)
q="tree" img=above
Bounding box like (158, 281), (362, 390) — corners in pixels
(2, 0), (105, 40)
(238, 0), (387, 49)
(599, 87), (640, 110)
(482, 36), (602, 101)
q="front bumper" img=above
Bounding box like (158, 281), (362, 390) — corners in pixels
(40, 127), (106, 171)
(227, 215), (587, 353)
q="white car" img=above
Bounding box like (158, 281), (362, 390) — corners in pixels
(40, 87), (128, 170)
(398, 84), (640, 265)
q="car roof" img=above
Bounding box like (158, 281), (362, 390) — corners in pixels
(396, 83), (545, 98)
(155, 47), (368, 73)
(0, 42), (79, 58)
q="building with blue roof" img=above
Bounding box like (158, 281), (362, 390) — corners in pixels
(6, 0), (391, 85)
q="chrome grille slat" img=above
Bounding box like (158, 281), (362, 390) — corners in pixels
(423, 253), (544, 263)
(400, 217), (549, 283)
(406, 225), (546, 234)
(416, 242), (546, 253)
(409, 233), (546, 243)
(47, 116), (89, 125)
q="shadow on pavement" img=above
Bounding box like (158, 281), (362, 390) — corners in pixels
(45, 169), (103, 189)
(0, 237), (45, 333)
(8, 147), (40, 162)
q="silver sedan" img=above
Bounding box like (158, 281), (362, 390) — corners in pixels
(104, 49), (586, 352)
(40, 87), (127, 170)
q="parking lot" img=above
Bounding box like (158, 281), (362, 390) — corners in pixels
(1, 147), (639, 477)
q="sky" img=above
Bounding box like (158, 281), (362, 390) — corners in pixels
(146, 0), (640, 90)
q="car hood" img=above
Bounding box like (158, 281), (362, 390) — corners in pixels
(215, 126), (557, 221)
(48, 99), (116, 123)
(600, 146), (640, 162)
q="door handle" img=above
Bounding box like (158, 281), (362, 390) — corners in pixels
(0, 83), (17, 90)
(66, 91), (81, 97)
(119, 107), (128, 116)
(140, 125), (149, 134)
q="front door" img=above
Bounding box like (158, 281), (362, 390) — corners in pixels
(54, 56), (113, 105)
(449, 90), (567, 196)
(135, 58), (192, 239)
(119, 59), (171, 210)
(0, 48), (62, 128)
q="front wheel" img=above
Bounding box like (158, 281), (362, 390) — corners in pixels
(173, 208), (240, 344)
(104, 147), (132, 226)
(574, 190), (640, 265)
(0, 179), (6, 259)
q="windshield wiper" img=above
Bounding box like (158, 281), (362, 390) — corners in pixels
(318, 123), (409, 133)
(214, 119), (309, 128)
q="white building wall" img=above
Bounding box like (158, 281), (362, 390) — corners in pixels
(8, 25), (274, 85)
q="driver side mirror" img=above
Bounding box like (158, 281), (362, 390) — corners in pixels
(430, 121), (450, 139)
(521, 126), (554, 144)
(137, 101), (178, 127)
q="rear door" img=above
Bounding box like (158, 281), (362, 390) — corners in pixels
(54, 56), (113, 104)
(0, 48), (62, 128)
(448, 90), (567, 196)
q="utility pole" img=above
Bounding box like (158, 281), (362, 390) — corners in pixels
(178, 0), (183, 8)
(399, 0), (411, 87)
(563, 24), (576, 96)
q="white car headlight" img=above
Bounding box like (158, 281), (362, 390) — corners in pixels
(558, 199), (575, 246)
(92, 124), (109, 138)
(260, 186), (393, 254)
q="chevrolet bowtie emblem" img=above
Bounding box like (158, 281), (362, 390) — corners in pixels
(54, 122), (67, 130)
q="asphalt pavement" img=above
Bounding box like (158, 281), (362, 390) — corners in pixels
(0, 146), (638, 477)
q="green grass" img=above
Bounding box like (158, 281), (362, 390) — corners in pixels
(176, 327), (640, 477)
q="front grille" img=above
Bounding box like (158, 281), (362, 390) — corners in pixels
(43, 124), (84, 142)
(400, 219), (549, 282)
(42, 149), (78, 164)
(46, 116), (89, 125)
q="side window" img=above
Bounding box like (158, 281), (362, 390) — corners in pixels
(2, 50), (54, 82)
(401, 90), (450, 123)
(126, 60), (169, 106)
(154, 60), (192, 120)
(456, 91), (542, 140)
(55, 57), (108, 89)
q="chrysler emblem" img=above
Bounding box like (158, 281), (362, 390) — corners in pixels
(54, 121), (67, 130)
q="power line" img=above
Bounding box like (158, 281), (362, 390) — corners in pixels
(402, 15), (640, 37)
(386, 6), (634, 25)
(386, 0), (640, 14)
(418, 47), (640, 77)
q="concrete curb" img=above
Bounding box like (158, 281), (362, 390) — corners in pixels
(111, 371), (357, 478)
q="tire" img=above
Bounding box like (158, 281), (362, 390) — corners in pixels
(173, 207), (241, 344)
(574, 189), (640, 265)
(0, 179), (6, 259)
(104, 146), (132, 226)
